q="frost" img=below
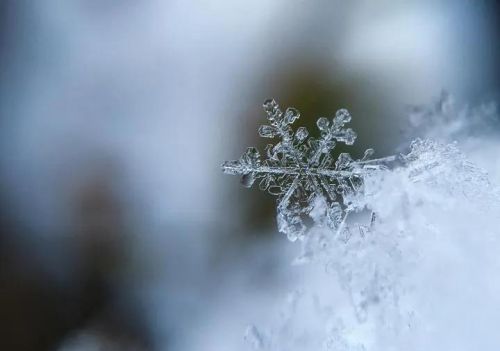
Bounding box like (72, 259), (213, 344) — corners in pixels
(252, 139), (500, 350)
(405, 90), (498, 141)
(222, 97), (500, 350)
(244, 325), (265, 350)
(222, 99), (396, 241)
(240, 138), (500, 351)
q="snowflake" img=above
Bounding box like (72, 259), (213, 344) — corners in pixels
(222, 99), (396, 241)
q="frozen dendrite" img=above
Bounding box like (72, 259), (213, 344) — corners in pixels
(222, 99), (396, 241)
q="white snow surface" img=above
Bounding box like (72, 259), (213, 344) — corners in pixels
(239, 99), (500, 351)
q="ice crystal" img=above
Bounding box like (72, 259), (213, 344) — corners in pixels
(222, 99), (396, 241)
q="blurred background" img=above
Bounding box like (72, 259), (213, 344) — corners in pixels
(0, 1), (499, 350)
